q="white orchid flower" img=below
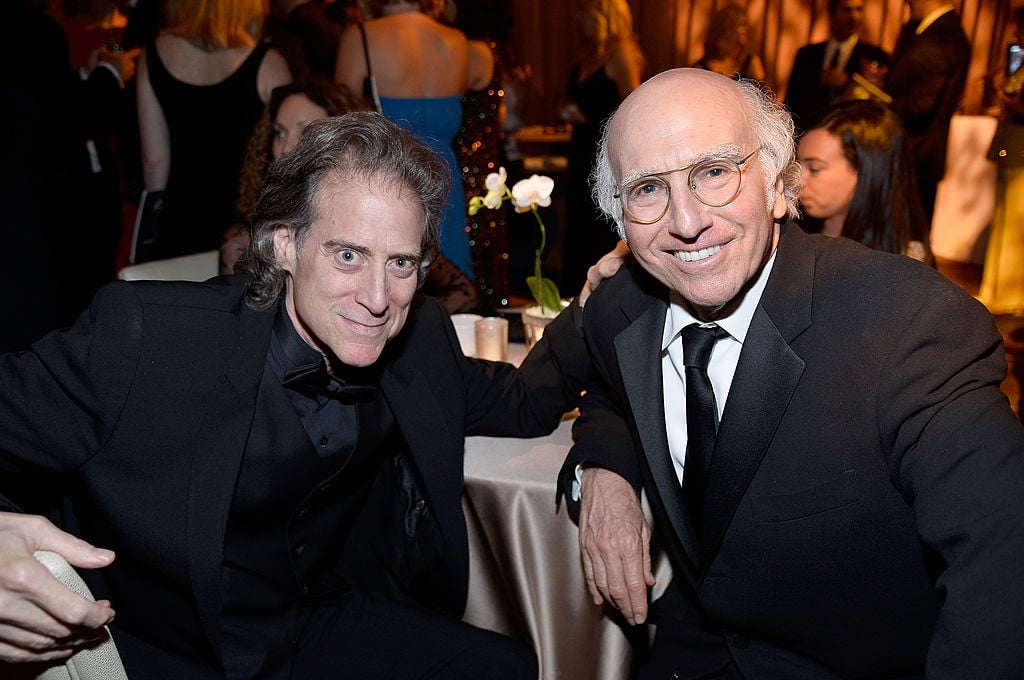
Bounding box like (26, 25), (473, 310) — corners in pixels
(484, 167), (508, 193)
(510, 175), (554, 213)
(479, 167), (508, 209)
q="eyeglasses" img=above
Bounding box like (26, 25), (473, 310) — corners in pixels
(614, 148), (761, 225)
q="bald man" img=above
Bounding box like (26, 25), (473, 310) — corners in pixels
(559, 68), (1024, 679)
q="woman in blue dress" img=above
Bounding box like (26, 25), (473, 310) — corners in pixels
(334, 0), (491, 280)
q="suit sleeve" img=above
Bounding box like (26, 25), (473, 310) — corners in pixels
(0, 283), (142, 483)
(416, 297), (589, 438)
(555, 275), (647, 520)
(887, 26), (966, 127)
(783, 47), (817, 130)
(880, 288), (1024, 678)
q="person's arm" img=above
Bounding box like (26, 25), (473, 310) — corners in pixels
(466, 39), (494, 92)
(577, 464), (655, 625)
(256, 46), (293, 104)
(136, 48), (170, 191)
(0, 513), (115, 664)
(887, 31), (964, 123)
(334, 23), (369, 99)
(746, 53), (766, 82)
(606, 41), (643, 100)
(882, 287), (1024, 676)
(0, 283), (148, 664)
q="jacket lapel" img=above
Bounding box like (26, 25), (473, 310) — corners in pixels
(379, 364), (462, 525)
(700, 307), (805, 570)
(700, 227), (814, 571)
(616, 300), (701, 565)
(185, 300), (275, 657)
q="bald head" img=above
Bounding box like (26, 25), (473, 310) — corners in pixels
(608, 70), (752, 178)
(592, 68), (800, 236)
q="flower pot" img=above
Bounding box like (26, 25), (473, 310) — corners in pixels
(521, 301), (568, 349)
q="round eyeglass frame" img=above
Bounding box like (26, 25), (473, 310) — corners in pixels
(614, 148), (762, 225)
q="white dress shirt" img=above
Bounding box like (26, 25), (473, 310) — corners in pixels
(662, 251), (777, 484)
(823, 34), (859, 73)
(572, 250), (778, 501)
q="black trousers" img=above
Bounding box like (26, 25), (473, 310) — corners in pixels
(290, 590), (538, 679)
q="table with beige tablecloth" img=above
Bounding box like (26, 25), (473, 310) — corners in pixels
(462, 418), (640, 680)
(464, 417), (680, 679)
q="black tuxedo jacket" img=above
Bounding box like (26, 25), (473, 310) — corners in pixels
(783, 38), (890, 133)
(887, 11), (970, 187)
(0, 275), (587, 677)
(561, 226), (1024, 679)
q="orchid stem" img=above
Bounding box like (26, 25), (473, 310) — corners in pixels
(531, 206), (546, 286)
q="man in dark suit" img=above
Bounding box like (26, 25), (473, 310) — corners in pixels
(0, 112), (587, 678)
(560, 68), (1024, 679)
(1, 0), (133, 351)
(783, 0), (889, 134)
(886, 0), (970, 227)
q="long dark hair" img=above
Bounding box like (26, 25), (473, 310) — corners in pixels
(813, 99), (931, 260)
(236, 79), (364, 222)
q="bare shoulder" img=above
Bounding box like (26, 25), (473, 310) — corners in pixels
(257, 47), (293, 101)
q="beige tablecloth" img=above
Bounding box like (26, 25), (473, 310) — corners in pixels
(462, 419), (639, 680)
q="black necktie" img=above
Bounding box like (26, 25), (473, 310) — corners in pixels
(681, 323), (729, 526)
(828, 44), (841, 69)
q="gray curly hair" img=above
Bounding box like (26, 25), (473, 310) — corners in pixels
(591, 72), (801, 238)
(243, 111), (450, 310)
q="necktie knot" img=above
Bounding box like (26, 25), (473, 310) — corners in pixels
(681, 323), (729, 370)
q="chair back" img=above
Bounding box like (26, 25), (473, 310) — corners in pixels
(117, 250), (219, 282)
(33, 551), (129, 680)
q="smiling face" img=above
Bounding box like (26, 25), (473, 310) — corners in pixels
(272, 93), (330, 161)
(797, 127), (858, 235)
(274, 172), (424, 369)
(609, 70), (786, 319)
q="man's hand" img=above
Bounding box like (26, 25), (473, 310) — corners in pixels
(578, 240), (631, 309)
(0, 513), (115, 663)
(577, 467), (655, 624)
(92, 46), (141, 84)
(820, 66), (850, 90)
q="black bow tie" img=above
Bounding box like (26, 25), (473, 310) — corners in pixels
(282, 362), (377, 403)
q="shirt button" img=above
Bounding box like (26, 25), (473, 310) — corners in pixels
(319, 436), (328, 447)
(294, 543), (305, 556)
(731, 634), (750, 650)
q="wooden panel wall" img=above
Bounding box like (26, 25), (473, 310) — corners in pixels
(507, 0), (1015, 125)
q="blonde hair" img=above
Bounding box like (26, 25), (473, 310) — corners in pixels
(162, 0), (264, 50)
(585, 0), (635, 46)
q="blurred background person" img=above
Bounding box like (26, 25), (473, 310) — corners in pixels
(691, 3), (765, 82)
(334, 0), (490, 281)
(797, 98), (932, 263)
(60, 0), (129, 71)
(452, 0), (516, 310)
(1, 0), (125, 349)
(885, 0), (970, 230)
(559, 0), (643, 293)
(264, 0), (341, 80)
(992, 6), (1024, 127)
(223, 78), (481, 312)
(326, 0), (364, 30)
(230, 78), (364, 241)
(784, 0), (890, 135)
(137, 0), (291, 260)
